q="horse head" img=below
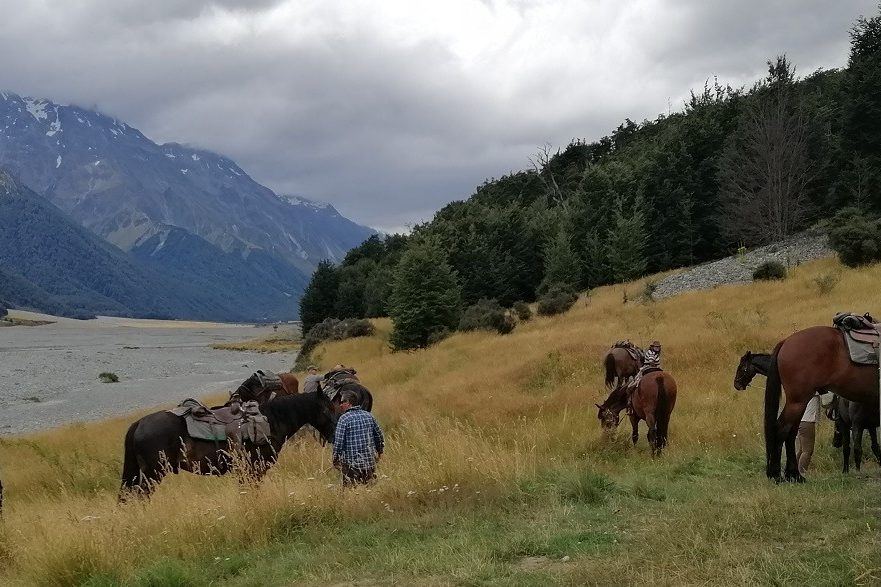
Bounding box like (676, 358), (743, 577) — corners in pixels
(733, 351), (756, 391)
(232, 372), (276, 405)
(309, 390), (338, 444)
(595, 402), (621, 430)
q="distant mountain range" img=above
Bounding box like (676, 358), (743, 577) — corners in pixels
(0, 92), (375, 321)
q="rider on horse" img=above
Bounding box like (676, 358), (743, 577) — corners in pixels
(627, 340), (662, 413)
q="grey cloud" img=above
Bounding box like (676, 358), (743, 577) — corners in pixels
(0, 0), (876, 229)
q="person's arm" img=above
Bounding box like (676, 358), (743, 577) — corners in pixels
(332, 418), (346, 465)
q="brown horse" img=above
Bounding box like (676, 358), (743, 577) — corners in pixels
(230, 371), (299, 405)
(596, 370), (678, 456)
(604, 346), (642, 390)
(758, 326), (879, 482)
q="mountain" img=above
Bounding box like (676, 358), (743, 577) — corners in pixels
(0, 171), (304, 321)
(0, 91), (375, 319)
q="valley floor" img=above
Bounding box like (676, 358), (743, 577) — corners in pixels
(0, 257), (878, 585)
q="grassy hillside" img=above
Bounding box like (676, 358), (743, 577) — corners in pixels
(0, 258), (878, 585)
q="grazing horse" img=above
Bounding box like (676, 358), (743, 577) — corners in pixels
(732, 351), (773, 390)
(756, 326), (879, 482)
(119, 391), (336, 499)
(596, 370), (678, 456)
(603, 346), (642, 390)
(827, 395), (881, 473)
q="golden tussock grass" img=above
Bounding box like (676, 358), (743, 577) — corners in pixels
(0, 257), (879, 585)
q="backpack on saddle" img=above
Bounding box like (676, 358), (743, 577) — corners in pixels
(833, 312), (880, 365)
(167, 398), (271, 446)
(320, 368), (359, 402)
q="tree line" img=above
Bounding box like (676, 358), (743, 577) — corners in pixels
(300, 7), (881, 350)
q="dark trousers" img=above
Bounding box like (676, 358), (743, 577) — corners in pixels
(341, 463), (375, 486)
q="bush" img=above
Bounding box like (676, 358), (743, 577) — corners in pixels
(294, 317), (375, 371)
(827, 208), (881, 267)
(98, 372), (119, 383)
(536, 287), (578, 316)
(813, 272), (841, 295)
(512, 301), (532, 322)
(427, 327), (452, 346)
(458, 299), (515, 335)
(752, 261), (787, 281)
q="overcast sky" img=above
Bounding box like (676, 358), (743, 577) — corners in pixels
(0, 1), (875, 231)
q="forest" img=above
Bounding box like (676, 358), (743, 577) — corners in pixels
(300, 8), (881, 348)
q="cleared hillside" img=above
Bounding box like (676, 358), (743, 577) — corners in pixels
(0, 257), (878, 585)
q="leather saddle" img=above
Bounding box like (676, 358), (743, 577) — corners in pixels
(832, 312), (880, 365)
(167, 398), (270, 444)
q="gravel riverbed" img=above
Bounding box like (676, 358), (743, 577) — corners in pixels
(0, 313), (294, 434)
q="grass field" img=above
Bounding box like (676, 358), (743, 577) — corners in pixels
(0, 257), (879, 586)
(211, 328), (301, 353)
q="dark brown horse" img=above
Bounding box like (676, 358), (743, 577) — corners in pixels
(757, 326), (879, 482)
(119, 391), (336, 499)
(232, 371), (299, 404)
(596, 370), (678, 456)
(827, 395), (881, 473)
(603, 346), (642, 390)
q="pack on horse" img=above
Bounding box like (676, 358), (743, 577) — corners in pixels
(320, 368), (373, 413)
(753, 313), (880, 482)
(604, 341), (644, 390)
(119, 372), (331, 500)
(596, 368), (678, 456)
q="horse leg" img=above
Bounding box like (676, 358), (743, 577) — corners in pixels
(645, 412), (658, 457)
(774, 400), (807, 482)
(868, 427), (881, 465)
(852, 425), (864, 472)
(842, 424), (851, 473)
(629, 412), (639, 445)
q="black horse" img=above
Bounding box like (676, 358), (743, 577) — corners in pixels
(732, 351), (773, 390)
(120, 391), (336, 499)
(827, 395), (881, 472)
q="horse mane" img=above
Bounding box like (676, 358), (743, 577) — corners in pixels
(749, 353), (773, 376)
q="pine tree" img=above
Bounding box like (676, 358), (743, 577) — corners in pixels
(298, 260), (339, 334)
(389, 241), (462, 350)
(606, 195), (648, 282)
(538, 226), (581, 294)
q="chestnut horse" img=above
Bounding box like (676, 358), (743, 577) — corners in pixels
(759, 326), (879, 482)
(604, 346), (642, 390)
(596, 369), (678, 456)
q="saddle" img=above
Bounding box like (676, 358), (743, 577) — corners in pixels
(254, 369), (283, 394)
(321, 368), (359, 401)
(167, 398), (271, 445)
(832, 312), (880, 365)
(612, 340), (645, 363)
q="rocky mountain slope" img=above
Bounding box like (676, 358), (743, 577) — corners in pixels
(0, 92), (375, 319)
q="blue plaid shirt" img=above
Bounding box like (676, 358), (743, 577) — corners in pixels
(332, 407), (384, 470)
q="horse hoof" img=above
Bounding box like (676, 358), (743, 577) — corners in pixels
(784, 473), (805, 483)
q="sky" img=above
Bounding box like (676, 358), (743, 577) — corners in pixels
(0, 0), (875, 232)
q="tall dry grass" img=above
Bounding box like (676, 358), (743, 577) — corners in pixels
(0, 257), (879, 585)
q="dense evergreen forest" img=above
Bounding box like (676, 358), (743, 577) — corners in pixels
(300, 7), (881, 347)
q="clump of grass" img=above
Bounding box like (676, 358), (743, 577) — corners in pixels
(812, 271), (841, 295)
(557, 470), (616, 505)
(98, 372), (119, 383)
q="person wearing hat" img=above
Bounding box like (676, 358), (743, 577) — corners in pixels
(627, 340), (662, 413)
(303, 365), (323, 394)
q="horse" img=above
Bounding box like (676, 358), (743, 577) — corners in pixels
(603, 345), (642, 390)
(596, 369), (678, 456)
(827, 395), (881, 473)
(319, 369), (373, 412)
(756, 326), (879, 482)
(732, 351), (773, 390)
(119, 391), (336, 499)
(232, 371), (298, 405)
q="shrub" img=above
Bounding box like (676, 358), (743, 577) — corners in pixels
(427, 327), (452, 346)
(641, 281), (657, 303)
(752, 261), (787, 281)
(98, 372), (119, 383)
(512, 301), (532, 322)
(813, 272), (841, 295)
(536, 287), (578, 316)
(827, 207), (881, 267)
(294, 317), (376, 371)
(458, 299), (514, 335)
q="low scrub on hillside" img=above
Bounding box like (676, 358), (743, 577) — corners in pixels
(458, 299), (515, 335)
(294, 318), (375, 370)
(536, 287), (579, 316)
(752, 260), (787, 281)
(827, 207), (881, 267)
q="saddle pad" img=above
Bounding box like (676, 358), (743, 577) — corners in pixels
(842, 331), (879, 365)
(185, 417), (228, 442)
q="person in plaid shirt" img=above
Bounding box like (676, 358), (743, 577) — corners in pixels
(332, 389), (384, 486)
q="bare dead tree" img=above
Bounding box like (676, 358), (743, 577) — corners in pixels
(719, 57), (813, 246)
(529, 143), (569, 212)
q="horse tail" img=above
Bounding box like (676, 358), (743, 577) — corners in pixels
(764, 345), (783, 477)
(120, 421), (141, 492)
(604, 352), (617, 389)
(655, 375), (669, 441)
